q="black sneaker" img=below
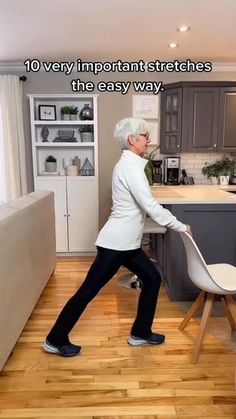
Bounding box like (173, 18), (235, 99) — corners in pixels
(127, 333), (165, 346)
(42, 339), (81, 357)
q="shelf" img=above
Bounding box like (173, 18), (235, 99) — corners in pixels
(35, 175), (98, 180)
(34, 120), (94, 125)
(34, 142), (95, 147)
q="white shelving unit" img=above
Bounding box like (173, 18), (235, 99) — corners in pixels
(28, 94), (99, 253)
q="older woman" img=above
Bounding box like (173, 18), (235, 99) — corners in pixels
(43, 117), (191, 357)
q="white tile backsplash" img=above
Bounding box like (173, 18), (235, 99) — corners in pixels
(149, 147), (230, 184)
(180, 153), (227, 184)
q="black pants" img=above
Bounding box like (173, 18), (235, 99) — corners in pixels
(47, 246), (161, 346)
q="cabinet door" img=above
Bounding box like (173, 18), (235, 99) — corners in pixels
(34, 177), (68, 252)
(67, 178), (98, 252)
(188, 88), (219, 152)
(160, 88), (182, 153)
(218, 87), (236, 152)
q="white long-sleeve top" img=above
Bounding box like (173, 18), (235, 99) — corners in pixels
(96, 150), (187, 250)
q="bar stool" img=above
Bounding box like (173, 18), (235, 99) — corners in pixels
(118, 218), (167, 289)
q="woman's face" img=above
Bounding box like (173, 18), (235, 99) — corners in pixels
(128, 132), (150, 155)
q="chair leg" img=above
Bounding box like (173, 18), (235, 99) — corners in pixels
(191, 293), (215, 364)
(179, 290), (206, 331)
(221, 295), (236, 330)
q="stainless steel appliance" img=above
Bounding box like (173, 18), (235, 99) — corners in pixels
(151, 159), (163, 185)
(164, 157), (181, 185)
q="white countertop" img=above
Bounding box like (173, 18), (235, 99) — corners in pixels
(151, 184), (236, 204)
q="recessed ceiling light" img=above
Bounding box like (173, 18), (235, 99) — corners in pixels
(177, 25), (190, 32)
(168, 42), (179, 48)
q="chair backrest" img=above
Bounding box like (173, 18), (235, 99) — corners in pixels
(179, 232), (224, 293)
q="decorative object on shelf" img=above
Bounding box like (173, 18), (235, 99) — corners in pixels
(73, 156), (81, 172)
(61, 106), (71, 120)
(202, 156), (235, 185)
(39, 105), (56, 121)
(66, 165), (78, 176)
(53, 130), (77, 142)
(80, 157), (94, 176)
(69, 105), (79, 120)
(45, 155), (57, 172)
(79, 103), (93, 120)
(78, 125), (93, 142)
(40, 126), (49, 142)
(60, 105), (79, 120)
(62, 158), (73, 174)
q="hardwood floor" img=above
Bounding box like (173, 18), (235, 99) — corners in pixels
(0, 257), (235, 418)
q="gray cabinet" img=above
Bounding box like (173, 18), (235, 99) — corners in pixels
(160, 88), (182, 153)
(159, 204), (236, 301)
(188, 87), (219, 152)
(160, 82), (236, 153)
(218, 87), (236, 152)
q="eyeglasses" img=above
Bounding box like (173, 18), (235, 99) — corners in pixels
(139, 132), (149, 140)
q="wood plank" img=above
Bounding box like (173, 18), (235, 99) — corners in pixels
(0, 258), (235, 418)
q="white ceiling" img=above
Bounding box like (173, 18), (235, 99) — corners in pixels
(1, 0), (236, 63)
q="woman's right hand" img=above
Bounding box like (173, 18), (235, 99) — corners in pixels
(186, 224), (193, 236)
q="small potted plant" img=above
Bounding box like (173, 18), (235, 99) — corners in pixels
(45, 155), (57, 172)
(144, 145), (160, 185)
(61, 106), (71, 121)
(202, 161), (220, 184)
(78, 125), (94, 142)
(69, 105), (79, 121)
(216, 156), (235, 185)
(202, 156), (235, 185)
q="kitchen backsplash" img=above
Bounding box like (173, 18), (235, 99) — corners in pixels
(179, 153), (227, 184)
(155, 153), (230, 184)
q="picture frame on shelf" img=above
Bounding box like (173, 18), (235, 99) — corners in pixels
(132, 95), (159, 119)
(38, 105), (56, 121)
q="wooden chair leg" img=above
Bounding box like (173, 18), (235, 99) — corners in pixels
(191, 293), (215, 364)
(179, 290), (205, 331)
(221, 295), (236, 330)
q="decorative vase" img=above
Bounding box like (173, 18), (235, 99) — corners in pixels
(45, 162), (57, 172)
(81, 132), (93, 142)
(219, 175), (230, 185)
(66, 165), (78, 176)
(73, 156), (81, 172)
(62, 114), (70, 121)
(79, 104), (93, 120)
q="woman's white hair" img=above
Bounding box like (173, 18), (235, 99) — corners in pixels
(114, 117), (149, 150)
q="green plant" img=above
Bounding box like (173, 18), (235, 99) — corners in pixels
(61, 106), (71, 115)
(202, 156), (235, 178)
(46, 155), (56, 163)
(216, 156), (235, 176)
(79, 125), (93, 133)
(202, 162), (219, 179)
(69, 105), (78, 115)
(144, 160), (154, 185)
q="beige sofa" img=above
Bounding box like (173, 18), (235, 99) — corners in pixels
(0, 191), (56, 371)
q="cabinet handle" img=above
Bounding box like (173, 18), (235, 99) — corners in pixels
(68, 214), (71, 217)
(64, 214), (67, 217)
(177, 144), (180, 148)
(213, 144), (217, 148)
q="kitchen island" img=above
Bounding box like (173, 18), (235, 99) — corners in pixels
(150, 185), (236, 301)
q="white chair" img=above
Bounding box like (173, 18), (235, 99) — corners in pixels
(179, 231), (236, 364)
(118, 218), (167, 290)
